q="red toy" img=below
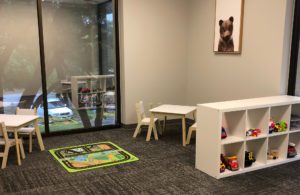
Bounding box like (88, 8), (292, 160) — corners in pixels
(221, 127), (227, 139)
(246, 128), (261, 137)
(287, 142), (297, 158)
(269, 119), (275, 133)
(221, 154), (239, 171)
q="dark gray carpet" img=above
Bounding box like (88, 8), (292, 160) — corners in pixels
(1, 123), (300, 194)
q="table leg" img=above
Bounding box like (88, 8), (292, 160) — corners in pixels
(163, 116), (167, 131)
(146, 113), (154, 141)
(157, 120), (163, 135)
(34, 119), (45, 151)
(14, 129), (21, 166)
(153, 122), (159, 140)
(182, 116), (186, 147)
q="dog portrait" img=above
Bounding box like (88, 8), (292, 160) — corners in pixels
(214, 0), (244, 53)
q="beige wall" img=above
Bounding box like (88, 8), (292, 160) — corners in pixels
(120, 0), (294, 124)
(119, 0), (189, 124)
(185, 0), (294, 105)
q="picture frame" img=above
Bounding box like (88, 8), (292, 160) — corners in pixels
(213, 0), (244, 54)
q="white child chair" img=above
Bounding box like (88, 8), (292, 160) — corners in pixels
(16, 107), (37, 153)
(133, 101), (159, 140)
(0, 122), (25, 169)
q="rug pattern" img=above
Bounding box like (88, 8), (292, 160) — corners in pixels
(49, 142), (138, 172)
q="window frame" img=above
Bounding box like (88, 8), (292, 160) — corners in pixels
(36, 0), (122, 136)
(288, 0), (300, 95)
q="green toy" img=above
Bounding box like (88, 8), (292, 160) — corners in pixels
(279, 121), (288, 131)
(274, 121), (288, 132)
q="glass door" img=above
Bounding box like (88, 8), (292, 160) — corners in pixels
(41, 0), (119, 133)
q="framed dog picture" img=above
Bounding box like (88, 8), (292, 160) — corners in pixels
(213, 0), (244, 53)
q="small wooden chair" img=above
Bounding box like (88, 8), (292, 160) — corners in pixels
(133, 101), (159, 139)
(16, 107), (37, 153)
(0, 122), (25, 169)
(186, 122), (197, 144)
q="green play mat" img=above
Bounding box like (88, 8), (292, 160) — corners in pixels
(49, 142), (139, 173)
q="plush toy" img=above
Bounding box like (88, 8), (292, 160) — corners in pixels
(273, 121), (288, 132)
(267, 150), (279, 160)
(279, 121), (288, 131)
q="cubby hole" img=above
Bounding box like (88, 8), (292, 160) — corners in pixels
(221, 142), (245, 173)
(267, 135), (288, 164)
(245, 138), (267, 168)
(246, 108), (269, 140)
(269, 105), (291, 134)
(291, 104), (300, 131)
(221, 110), (246, 144)
(288, 132), (300, 158)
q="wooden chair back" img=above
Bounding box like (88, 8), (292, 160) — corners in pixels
(135, 101), (146, 123)
(0, 122), (9, 144)
(16, 107), (37, 115)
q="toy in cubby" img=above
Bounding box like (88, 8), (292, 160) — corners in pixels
(220, 160), (225, 173)
(287, 142), (297, 158)
(269, 119), (288, 134)
(244, 151), (256, 167)
(246, 128), (261, 137)
(221, 154), (239, 171)
(267, 149), (279, 160)
(221, 127), (227, 139)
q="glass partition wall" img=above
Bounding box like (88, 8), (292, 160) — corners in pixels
(0, 0), (44, 124)
(0, 0), (120, 134)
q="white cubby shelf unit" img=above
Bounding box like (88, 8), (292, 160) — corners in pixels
(195, 96), (300, 179)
